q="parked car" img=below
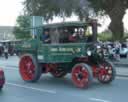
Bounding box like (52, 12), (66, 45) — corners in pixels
(0, 69), (5, 90)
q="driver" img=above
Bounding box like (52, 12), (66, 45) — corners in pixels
(43, 31), (51, 43)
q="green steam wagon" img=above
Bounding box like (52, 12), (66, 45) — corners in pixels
(16, 19), (116, 88)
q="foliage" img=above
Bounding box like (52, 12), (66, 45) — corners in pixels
(24, 0), (128, 40)
(88, 0), (128, 12)
(123, 33), (128, 41)
(25, 0), (70, 21)
(98, 32), (112, 41)
(13, 15), (32, 39)
(24, 0), (90, 21)
(88, 0), (128, 40)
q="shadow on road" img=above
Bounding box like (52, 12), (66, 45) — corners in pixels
(36, 74), (116, 91)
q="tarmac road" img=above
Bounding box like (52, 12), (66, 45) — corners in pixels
(0, 56), (128, 102)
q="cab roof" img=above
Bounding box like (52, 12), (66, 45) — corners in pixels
(43, 21), (91, 29)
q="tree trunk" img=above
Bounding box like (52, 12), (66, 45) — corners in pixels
(107, 3), (125, 41)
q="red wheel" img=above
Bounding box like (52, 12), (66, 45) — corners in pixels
(51, 69), (67, 78)
(19, 54), (41, 82)
(72, 63), (93, 88)
(0, 69), (5, 89)
(98, 61), (116, 84)
(0, 79), (4, 90)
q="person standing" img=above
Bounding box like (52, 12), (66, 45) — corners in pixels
(50, 28), (60, 44)
(0, 43), (3, 56)
(3, 44), (8, 59)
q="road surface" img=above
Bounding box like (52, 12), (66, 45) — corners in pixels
(0, 56), (128, 102)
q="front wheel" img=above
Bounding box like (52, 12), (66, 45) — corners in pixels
(19, 54), (42, 82)
(72, 63), (93, 88)
(97, 61), (116, 84)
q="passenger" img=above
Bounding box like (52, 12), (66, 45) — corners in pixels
(63, 29), (70, 43)
(78, 29), (84, 39)
(86, 35), (93, 43)
(68, 30), (77, 42)
(43, 31), (50, 43)
(50, 28), (60, 44)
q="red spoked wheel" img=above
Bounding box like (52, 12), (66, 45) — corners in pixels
(51, 69), (67, 78)
(19, 54), (41, 82)
(72, 63), (93, 88)
(0, 79), (5, 90)
(0, 69), (5, 90)
(98, 61), (116, 84)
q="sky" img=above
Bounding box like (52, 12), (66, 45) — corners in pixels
(0, 0), (128, 32)
(0, 0), (24, 26)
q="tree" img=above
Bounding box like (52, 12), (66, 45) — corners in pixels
(13, 15), (31, 39)
(88, 0), (128, 41)
(24, 0), (91, 21)
(24, 0), (128, 41)
(24, 0), (79, 21)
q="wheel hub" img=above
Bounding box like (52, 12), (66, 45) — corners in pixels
(77, 73), (83, 80)
(72, 64), (92, 88)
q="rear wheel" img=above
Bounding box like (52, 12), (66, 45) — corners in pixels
(98, 61), (116, 84)
(19, 54), (41, 82)
(72, 63), (93, 88)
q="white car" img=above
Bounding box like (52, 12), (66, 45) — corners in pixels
(120, 47), (128, 58)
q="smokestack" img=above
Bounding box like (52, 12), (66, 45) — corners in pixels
(79, 0), (90, 21)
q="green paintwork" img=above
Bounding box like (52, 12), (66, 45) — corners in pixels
(37, 43), (92, 63)
(16, 40), (93, 63)
(16, 39), (38, 55)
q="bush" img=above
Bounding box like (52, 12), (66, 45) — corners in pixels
(98, 32), (112, 41)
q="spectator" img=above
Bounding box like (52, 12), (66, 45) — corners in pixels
(3, 44), (8, 59)
(62, 29), (70, 43)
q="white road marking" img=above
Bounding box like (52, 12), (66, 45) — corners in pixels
(1, 66), (18, 70)
(3, 67), (18, 70)
(6, 82), (56, 94)
(89, 98), (111, 102)
(116, 76), (128, 80)
(0, 65), (6, 68)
